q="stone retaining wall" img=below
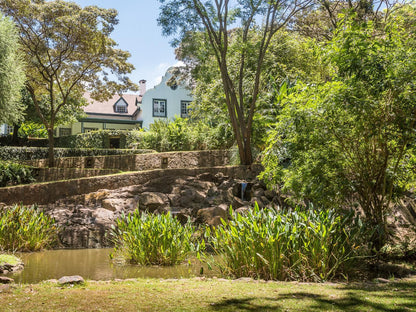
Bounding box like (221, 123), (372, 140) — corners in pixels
(24, 150), (230, 171)
(32, 168), (121, 183)
(0, 166), (252, 206)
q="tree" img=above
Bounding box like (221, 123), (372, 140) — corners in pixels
(261, 7), (416, 249)
(0, 12), (25, 125)
(158, 0), (312, 165)
(0, 0), (137, 166)
(178, 29), (327, 152)
(293, 0), (404, 41)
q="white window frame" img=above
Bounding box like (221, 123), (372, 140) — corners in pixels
(153, 99), (167, 117)
(181, 101), (191, 118)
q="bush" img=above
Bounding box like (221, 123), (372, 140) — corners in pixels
(0, 204), (57, 252)
(111, 210), (198, 265)
(0, 161), (34, 187)
(202, 205), (370, 281)
(129, 118), (234, 152)
(0, 146), (154, 162)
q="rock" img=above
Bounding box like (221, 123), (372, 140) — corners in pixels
(264, 190), (275, 201)
(0, 276), (14, 284)
(196, 206), (228, 226)
(252, 188), (265, 198)
(374, 278), (390, 284)
(139, 192), (169, 212)
(235, 206), (250, 214)
(102, 198), (137, 212)
(94, 208), (114, 222)
(58, 275), (85, 285)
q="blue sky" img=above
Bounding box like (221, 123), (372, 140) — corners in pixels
(73, 0), (180, 90)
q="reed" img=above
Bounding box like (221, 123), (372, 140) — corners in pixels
(111, 210), (197, 265)
(202, 204), (369, 281)
(0, 204), (57, 252)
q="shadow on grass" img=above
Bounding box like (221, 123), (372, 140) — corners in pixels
(208, 281), (416, 312)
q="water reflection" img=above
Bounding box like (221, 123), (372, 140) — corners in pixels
(11, 249), (215, 284)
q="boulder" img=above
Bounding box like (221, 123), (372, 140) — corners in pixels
(0, 276), (14, 284)
(58, 275), (85, 285)
(139, 192), (169, 212)
(196, 206), (228, 226)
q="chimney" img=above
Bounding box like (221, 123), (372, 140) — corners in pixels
(139, 79), (147, 96)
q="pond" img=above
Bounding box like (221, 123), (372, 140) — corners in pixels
(11, 248), (216, 284)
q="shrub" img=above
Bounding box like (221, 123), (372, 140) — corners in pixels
(111, 210), (197, 265)
(0, 161), (34, 187)
(202, 204), (370, 282)
(0, 204), (57, 252)
(129, 118), (234, 152)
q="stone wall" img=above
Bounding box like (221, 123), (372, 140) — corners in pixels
(32, 168), (121, 183)
(24, 150), (230, 171)
(0, 166), (252, 206)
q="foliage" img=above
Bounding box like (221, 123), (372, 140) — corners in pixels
(158, 0), (312, 165)
(128, 118), (233, 152)
(0, 0), (137, 167)
(0, 12), (25, 125)
(18, 122), (48, 139)
(0, 146), (153, 162)
(111, 210), (198, 265)
(0, 160), (34, 187)
(202, 204), (369, 282)
(0, 254), (21, 266)
(261, 9), (416, 249)
(0, 204), (57, 252)
(187, 30), (328, 154)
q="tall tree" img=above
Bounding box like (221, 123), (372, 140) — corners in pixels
(158, 0), (312, 165)
(0, 12), (25, 125)
(261, 6), (416, 248)
(0, 0), (137, 166)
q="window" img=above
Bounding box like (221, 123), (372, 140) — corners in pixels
(6, 125), (13, 135)
(181, 101), (191, 118)
(153, 99), (167, 117)
(115, 102), (128, 113)
(59, 128), (72, 137)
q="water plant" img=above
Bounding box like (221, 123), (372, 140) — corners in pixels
(202, 204), (369, 282)
(0, 204), (57, 252)
(111, 210), (198, 265)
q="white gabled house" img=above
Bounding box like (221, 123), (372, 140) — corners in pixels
(138, 67), (193, 129)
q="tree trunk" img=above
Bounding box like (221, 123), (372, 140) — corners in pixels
(12, 124), (19, 145)
(47, 128), (55, 167)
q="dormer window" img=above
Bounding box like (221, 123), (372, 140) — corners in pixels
(114, 98), (128, 113)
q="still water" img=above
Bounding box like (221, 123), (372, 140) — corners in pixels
(11, 248), (214, 284)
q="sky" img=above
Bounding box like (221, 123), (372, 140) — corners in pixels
(73, 0), (181, 91)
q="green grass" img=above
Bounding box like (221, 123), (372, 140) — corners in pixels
(0, 254), (21, 266)
(1, 277), (415, 311)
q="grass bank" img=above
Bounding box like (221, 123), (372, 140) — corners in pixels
(1, 277), (415, 311)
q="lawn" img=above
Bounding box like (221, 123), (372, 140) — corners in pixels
(1, 277), (415, 311)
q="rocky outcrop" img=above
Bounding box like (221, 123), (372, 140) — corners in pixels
(37, 168), (281, 249)
(58, 275), (85, 285)
(0, 262), (24, 275)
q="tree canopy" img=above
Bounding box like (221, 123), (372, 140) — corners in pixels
(158, 0), (312, 165)
(0, 0), (137, 166)
(261, 5), (416, 248)
(0, 12), (25, 125)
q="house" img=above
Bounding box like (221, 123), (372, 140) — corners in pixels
(55, 80), (147, 137)
(0, 124), (13, 136)
(139, 67), (193, 129)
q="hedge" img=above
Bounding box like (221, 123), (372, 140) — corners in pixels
(0, 147), (155, 162)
